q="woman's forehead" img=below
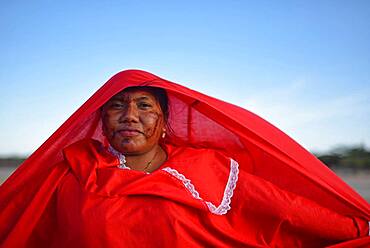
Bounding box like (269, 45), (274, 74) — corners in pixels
(111, 90), (158, 101)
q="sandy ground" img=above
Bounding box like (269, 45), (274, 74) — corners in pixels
(333, 169), (370, 201)
(1, 166), (369, 202)
(0, 167), (18, 185)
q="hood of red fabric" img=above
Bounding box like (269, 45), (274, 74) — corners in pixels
(1, 69), (369, 219)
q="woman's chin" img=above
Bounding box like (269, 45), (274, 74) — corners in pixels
(113, 140), (143, 155)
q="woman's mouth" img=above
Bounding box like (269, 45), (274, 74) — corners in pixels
(118, 129), (141, 137)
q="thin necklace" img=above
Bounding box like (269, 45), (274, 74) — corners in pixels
(143, 148), (160, 172)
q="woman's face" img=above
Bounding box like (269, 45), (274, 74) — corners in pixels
(102, 89), (165, 155)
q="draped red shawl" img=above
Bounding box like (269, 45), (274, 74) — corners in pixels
(0, 69), (369, 247)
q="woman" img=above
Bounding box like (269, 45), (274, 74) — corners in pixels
(0, 70), (369, 247)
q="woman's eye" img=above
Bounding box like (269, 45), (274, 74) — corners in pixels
(111, 103), (125, 109)
(138, 102), (152, 109)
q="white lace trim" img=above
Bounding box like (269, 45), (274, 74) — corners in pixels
(162, 158), (239, 215)
(107, 145), (130, 170)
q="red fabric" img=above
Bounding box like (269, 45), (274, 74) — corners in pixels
(327, 236), (370, 248)
(0, 69), (369, 247)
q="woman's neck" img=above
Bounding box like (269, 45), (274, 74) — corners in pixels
(124, 145), (167, 173)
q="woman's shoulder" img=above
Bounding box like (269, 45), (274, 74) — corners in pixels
(62, 138), (115, 164)
(165, 143), (235, 178)
(162, 144), (239, 215)
(63, 138), (102, 156)
(62, 139), (118, 179)
(165, 144), (232, 166)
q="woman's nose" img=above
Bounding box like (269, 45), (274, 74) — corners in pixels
(119, 103), (139, 123)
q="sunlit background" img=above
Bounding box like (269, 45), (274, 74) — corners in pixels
(1, 1), (369, 157)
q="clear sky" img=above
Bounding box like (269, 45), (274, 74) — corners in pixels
(0, 0), (369, 156)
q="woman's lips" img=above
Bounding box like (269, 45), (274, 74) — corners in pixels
(118, 130), (141, 137)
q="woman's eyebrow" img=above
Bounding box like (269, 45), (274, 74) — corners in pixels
(110, 96), (123, 101)
(109, 95), (152, 102)
(134, 96), (151, 101)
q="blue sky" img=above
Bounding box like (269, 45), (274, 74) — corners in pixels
(0, 1), (369, 155)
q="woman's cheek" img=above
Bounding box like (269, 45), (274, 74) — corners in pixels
(142, 114), (161, 138)
(144, 122), (158, 137)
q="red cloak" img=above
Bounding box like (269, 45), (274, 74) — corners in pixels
(0, 70), (369, 247)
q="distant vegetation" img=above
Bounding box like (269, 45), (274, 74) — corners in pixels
(315, 145), (370, 170)
(0, 157), (26, 167)
(0, 145), (369, 170)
